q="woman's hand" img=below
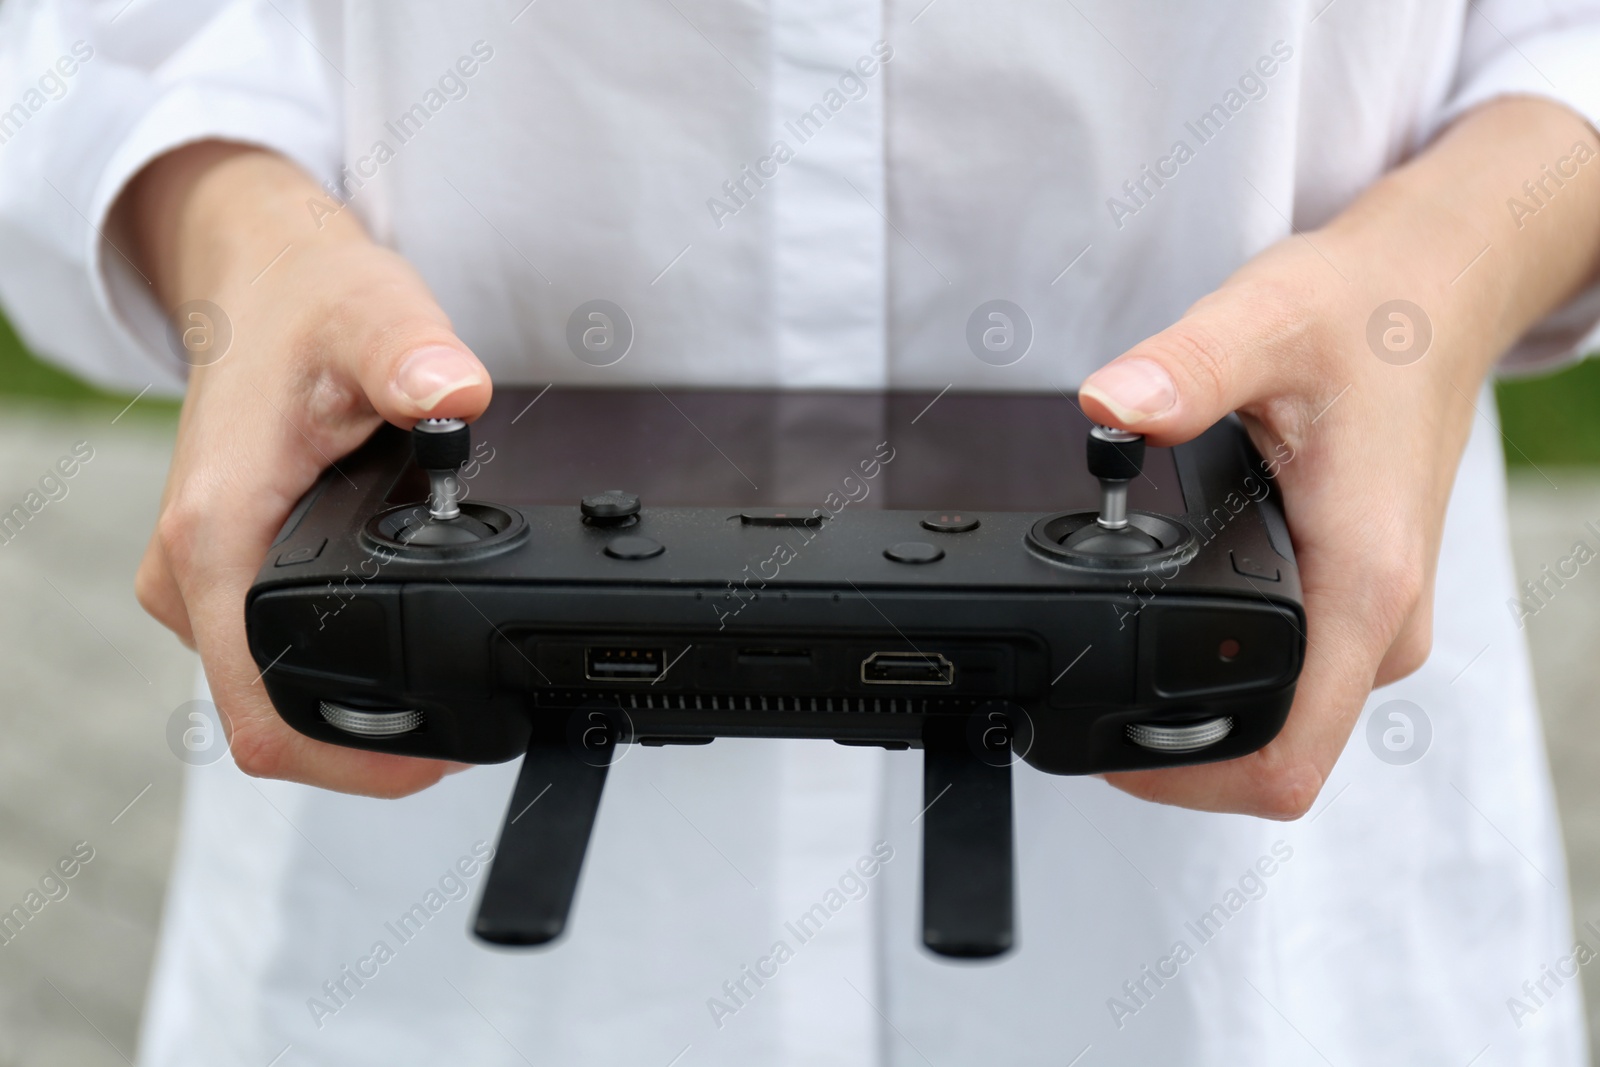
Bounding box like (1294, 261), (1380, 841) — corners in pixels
(1084, 98), (1600, 819)
(119, 142), (491, 797)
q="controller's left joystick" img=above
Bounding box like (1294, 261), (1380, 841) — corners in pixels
(400, 418), (496, 545)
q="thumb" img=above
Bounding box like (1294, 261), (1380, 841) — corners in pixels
(387, 342), (492, 422)
(1080, 298), (1288, 445)
(338, 298), (492, 425)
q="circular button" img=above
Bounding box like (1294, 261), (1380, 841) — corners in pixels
(884, 541), (944, 564)
(319, 701), (425, 737)
(1126, 717), (1233, 753)
(920, 512), (980, 534)
(582, 490), (641, 524)
(605, 535), (664, 560)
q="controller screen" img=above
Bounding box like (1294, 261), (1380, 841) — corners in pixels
(385, 388), (1186, 515)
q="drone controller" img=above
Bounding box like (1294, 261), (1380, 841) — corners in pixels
(247, 387), (1304, 959)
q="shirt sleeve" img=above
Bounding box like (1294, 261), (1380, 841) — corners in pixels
(1422, 1), (1600, 376)
(0, 0), (342, 395)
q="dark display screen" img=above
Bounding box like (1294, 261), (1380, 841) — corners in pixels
(386, 387), (1186, 515)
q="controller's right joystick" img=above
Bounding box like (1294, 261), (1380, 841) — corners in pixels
(400, 418), (496, 546)
(1059, 425), (1161, 556)
(1086, 425), (1145, 531)
(1026, 424), (1192, 567)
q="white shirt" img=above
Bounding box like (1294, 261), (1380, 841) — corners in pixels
(2, 2), (1599, 1063)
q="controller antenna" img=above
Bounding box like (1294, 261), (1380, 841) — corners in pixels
(1086, 425), (1144, 530)
(413, 418), (471, 520)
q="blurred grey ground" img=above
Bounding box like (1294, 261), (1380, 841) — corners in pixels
(0, 409), (192, 1067)
(1509, 466), (1600, 1058)
(2, 411), (1600, 1064)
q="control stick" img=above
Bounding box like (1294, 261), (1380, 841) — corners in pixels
(1054, 425), (1161, 557)
(1086, 425), (1145, 530)
(413, 418), (470, 519)
(400, 418), (495, 545)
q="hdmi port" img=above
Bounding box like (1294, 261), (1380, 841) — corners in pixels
(861, 652), (954, 686)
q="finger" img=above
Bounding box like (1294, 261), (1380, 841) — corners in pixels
(1079, 289), (1311, 444)
(134, 527), (195, 649)
(1105, 537), (1399, 819)
(1107, 483), (1420, 819)
(162, 330), (475, 797)
(1375, 574), (1436, 687)
(326, 271), (492, 425)
(182, 508), (457, 793)
(136, 398), (199, 648)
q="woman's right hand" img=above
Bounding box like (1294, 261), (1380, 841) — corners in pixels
(120, 141), (491, 797)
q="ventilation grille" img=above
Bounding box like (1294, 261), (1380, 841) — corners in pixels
(532, 690), (981, 716)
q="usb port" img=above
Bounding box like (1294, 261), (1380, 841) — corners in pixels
(861, 651), (954, 686)
(585, 647), (665, 682)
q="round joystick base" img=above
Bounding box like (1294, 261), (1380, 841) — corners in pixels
(397, 512), (498, 546)
(1026, 509), (1197, 570)
(1062, 522), (1161, 556)
(363, 501), (528, 560)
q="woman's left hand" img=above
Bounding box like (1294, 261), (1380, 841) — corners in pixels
(1082, 97), (1600, 819)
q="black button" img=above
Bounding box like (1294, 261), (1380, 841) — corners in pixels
(884, 541), (944, 564)
(605, 535), (664, 560)
(1231, 550), (1281, 582)
(738, 509), (826, 528)
(275, 539), (326, 567)
(582, 490), (641, 524)
(921, 512), (980, 533)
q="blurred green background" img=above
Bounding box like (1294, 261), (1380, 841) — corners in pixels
(0, 312), (1592, 464)
(0, 312), (179, 416)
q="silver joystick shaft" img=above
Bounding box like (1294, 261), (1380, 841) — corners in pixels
(1098, 480), (1129, 530)
(427, 469), (463, 521)
(1085, 425), (1145, 531)
(412, 418), (470, 521)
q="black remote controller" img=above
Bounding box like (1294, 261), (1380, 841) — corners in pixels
(247, 387), (1303, 959)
